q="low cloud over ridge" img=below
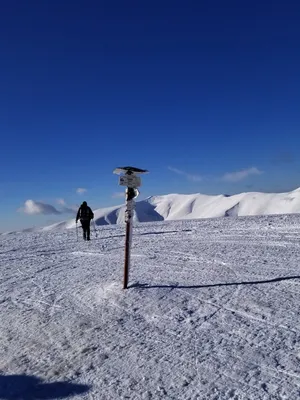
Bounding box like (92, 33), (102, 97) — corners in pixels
(19, 200), (77, 216)
(20, 200), (61, 215)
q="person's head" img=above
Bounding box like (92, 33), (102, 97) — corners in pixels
(82, 201), (87, 207)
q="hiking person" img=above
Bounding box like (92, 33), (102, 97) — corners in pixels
(76, 201), (94, 241)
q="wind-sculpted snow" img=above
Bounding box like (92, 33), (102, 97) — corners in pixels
(148, 188), (300, 220)
(26, 187), (300, 233)
(1, 214), (300, 399)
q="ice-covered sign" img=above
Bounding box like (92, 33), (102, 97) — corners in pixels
(113, 166), (148, 175)
(113, 165), (148, 289)
(119, 175), (141, 188)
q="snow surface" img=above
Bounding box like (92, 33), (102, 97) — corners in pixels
(1, 214), (300, 399)
(14, 187), (300, 234)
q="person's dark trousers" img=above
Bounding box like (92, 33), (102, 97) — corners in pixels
(81, 220), (91, 240)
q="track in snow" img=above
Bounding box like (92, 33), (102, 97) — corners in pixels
(0, 214), (300, 399)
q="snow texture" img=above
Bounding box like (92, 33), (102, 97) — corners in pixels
(15, 187), (300, 233)
(1, 214), (300, 399)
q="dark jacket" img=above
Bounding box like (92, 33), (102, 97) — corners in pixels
(76, 204), (94, 222)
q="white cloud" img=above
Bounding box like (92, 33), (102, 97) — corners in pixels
(62, 206), (78, 214)
(19, 200), (61, 215)
(19, 199), (79, 216)
(76, 188), (87, 194)
(222, 167), (263, 182)
(56, 198), (77, 214)
(56, 198), (66, 206)
(112, 192), (125, 199)
(168, 166), (203, 182)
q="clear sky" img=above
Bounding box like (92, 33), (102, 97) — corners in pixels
(1, 0), (300, 232)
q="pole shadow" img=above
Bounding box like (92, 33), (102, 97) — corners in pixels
(137, 230), (179, 236)
(0, 374), (90, 399)
(95, 234), (125, 240)
(90, 228), (192, 240)
(130, 275), (300, 289)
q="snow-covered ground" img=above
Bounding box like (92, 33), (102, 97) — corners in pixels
(1, 215), (300, 399)
(18, 187), (300, 233)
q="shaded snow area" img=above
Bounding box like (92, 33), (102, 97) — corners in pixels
(1, 215), (300, 399)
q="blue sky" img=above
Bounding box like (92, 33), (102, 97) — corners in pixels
(1, 0), (300, 231)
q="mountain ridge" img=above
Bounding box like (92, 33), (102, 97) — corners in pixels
(12, 187), (300, 233)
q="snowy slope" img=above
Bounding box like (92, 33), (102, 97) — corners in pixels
(148, 187), (300, 220)
(38, 187), (300, 232)
(38, 201), (164, 232)
(1, 215), (300, 399)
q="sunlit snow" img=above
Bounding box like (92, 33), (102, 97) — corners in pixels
(1, 214), (300, 399)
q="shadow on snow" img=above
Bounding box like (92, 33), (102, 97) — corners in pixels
(92, 229), (192, 240)
(0, 374), (90, 399)
(137, 230), (179, 236)
(130, 275), (300, 289)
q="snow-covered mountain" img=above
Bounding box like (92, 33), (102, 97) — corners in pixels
(40, 187), (300, 231)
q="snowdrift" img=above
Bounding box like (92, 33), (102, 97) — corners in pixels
(16, 187), (300, 232)
(148, 188), (300, 220)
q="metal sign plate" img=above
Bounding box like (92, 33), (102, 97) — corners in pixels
(119, 175), (141, 188)
(113, 166), (148, 175)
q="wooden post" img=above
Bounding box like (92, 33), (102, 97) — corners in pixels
(113, 166), (148, 290)
(123, 218), (132, 289)
(123, 194), (134, 289)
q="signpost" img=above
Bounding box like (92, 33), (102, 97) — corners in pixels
(113, 166), (148, 289)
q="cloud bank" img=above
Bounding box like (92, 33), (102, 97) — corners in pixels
(168, 166), (263, 184)
(168, 167), (203, 182)
(56, 198), (66, 206)
(20, 200), (61, 215)
(221, 167), (263, 182)
(19, 200), (78, 216)
(61, 206), (77, 215)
